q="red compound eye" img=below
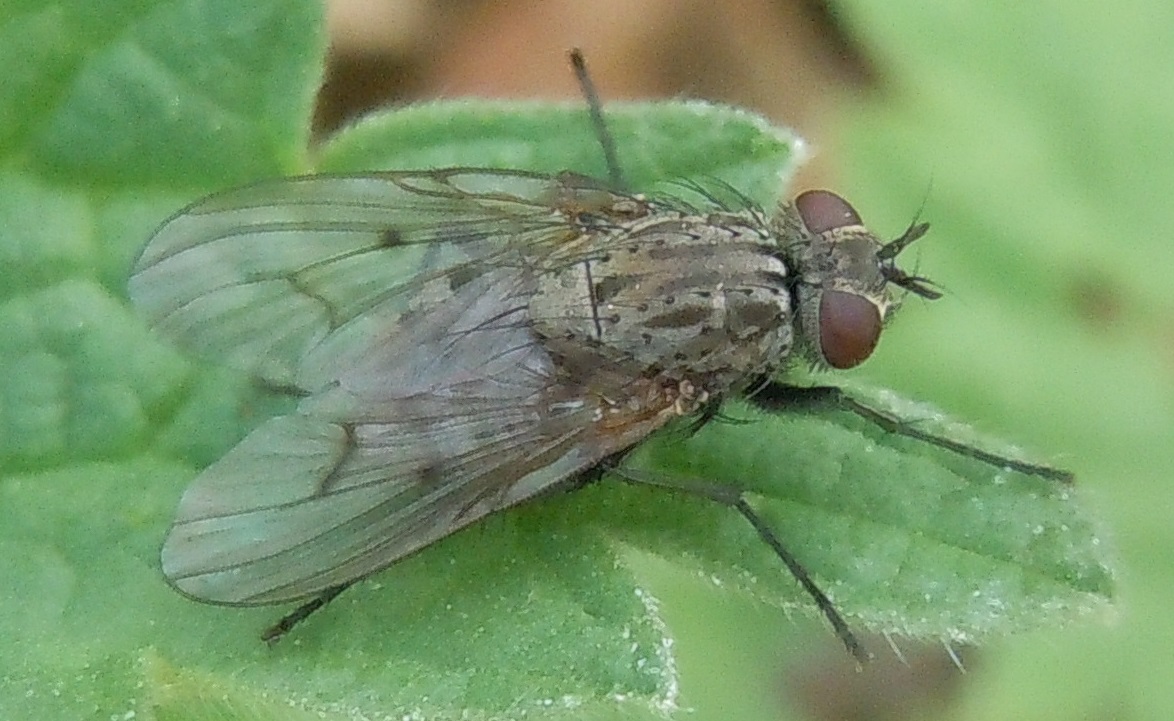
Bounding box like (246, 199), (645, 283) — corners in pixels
(819, 290), (882, 369)
(795, 190), (862, 233)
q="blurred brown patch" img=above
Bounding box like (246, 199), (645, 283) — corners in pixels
(316, 0), (878, 186)
(1065, 273), (1125, 332)
(781, 639), (974, 721)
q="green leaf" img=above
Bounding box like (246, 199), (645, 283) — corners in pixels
(610, 390), (1111, 643)
(317, 98), (802, 201)
(0, 0), (1114, 719)
(17, 0), (323, 186)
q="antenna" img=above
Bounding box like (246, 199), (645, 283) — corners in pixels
(568, 49), (626, 190)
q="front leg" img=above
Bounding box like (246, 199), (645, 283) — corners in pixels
(748, 382), (1072, 483)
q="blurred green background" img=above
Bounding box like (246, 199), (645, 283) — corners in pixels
(2, 0), (1170, 719)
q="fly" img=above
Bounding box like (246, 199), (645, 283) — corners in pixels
(129, 50), (1067, 662)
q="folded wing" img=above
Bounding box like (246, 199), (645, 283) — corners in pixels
(161, 263), (613, 604)
(129, 169), (584, 390)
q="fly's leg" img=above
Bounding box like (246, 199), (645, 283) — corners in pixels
(261, 583), (351, 645)
(608, 465), (870, 665)
(750, 383), (1073, 483)
(569, 49), (624, 191)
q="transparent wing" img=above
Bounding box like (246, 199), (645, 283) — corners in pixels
(159, 264), (671, 604)
(138, 168), (671, 604)
(161, 398), (602, 604)
(129, 168), (602, 390)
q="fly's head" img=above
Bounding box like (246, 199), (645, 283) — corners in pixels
(777, 190), (940, 370)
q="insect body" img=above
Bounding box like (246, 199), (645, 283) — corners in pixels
(130, 165), (935, 653)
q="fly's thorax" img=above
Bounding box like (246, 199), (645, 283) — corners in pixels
(530, 211), (794, 396)
(774, 190), (931, 370)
